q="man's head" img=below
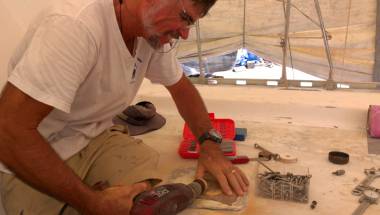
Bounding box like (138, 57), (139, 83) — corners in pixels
(138, 0), (217, 49)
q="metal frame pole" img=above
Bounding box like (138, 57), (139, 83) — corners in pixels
(313, 0), (336, 90)
(279, 0), (291, 87)
(195, 20), (205, 81)
(374, 0), (380, 82)
(243, 0), (247, 48)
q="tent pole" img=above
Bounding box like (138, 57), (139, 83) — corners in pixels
(195, 20), (205, 82)
(279, 0), (291, 88)
(314, 0), (336, 90)
(374, 0), (380, 82)
(243, 0), (247, 48)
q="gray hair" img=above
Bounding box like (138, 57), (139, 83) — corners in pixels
(191, 0), (217, 16)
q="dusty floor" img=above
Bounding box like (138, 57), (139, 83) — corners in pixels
(133, 79), (380, 215)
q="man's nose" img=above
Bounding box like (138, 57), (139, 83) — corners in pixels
(178, 28), (190, 40)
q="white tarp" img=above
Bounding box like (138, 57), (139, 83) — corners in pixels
(177, 0), (377, 82)
(0, 0), (49, 88)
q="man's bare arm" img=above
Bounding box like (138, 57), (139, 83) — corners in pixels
(165, 75), (212, 137)
(0, 83), (96, 212)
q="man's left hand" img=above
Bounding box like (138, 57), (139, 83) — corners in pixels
(195, 140), (250, 196)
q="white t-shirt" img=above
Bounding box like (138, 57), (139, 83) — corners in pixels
(1, 0), (182, 173)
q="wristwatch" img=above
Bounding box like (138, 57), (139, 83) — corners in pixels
(198, 129), (223, 145)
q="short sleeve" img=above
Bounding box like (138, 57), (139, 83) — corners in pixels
(145, 44), (183, 86)
(8, 15), (98, 113)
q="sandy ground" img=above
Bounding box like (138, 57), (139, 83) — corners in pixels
(132, 79), (380, 215)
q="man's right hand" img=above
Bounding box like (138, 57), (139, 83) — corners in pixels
(196, 141), (249, 196)
(84, 182), (150, 215)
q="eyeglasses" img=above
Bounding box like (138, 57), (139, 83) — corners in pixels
(178, 0), (195, 28)
(158, 0), (195, 53)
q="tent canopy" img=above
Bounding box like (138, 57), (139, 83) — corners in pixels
(177, 0), (377, 83)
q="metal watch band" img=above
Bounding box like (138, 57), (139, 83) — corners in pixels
(198, 129), (223, 145)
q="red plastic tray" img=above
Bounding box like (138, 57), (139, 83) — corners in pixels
(178, 116), (236, 159)
(182, 119), (235, 140)
(178, 139), (237, 159)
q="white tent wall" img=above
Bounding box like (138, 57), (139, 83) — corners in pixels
(177, 0), (245, 60)
(246, 0), (376, 82)
(0, 0), (50, 89)
(178, 0), (377, 82)
(0, 0), (378, 89)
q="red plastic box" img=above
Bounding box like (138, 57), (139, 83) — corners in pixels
(178, 114), (236, 159)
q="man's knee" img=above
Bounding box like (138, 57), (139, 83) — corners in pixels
(129, 140), (160, 168)
(115, 134), (159, 160)
(83, 134), (161, 185)
(133, 137), (158, 157)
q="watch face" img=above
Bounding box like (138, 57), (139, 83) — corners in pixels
(210, 129), (222, 137)
(198, 129), (223, 144)
(364, 190), (380, 200)
(209, 129), (223, 143)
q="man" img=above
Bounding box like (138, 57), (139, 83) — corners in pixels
(0, 0), (249, 214)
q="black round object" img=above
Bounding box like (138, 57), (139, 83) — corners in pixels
(328, 151), (349, 165)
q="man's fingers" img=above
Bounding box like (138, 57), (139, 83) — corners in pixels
(237, 168), (250, 186)
(197, 147), (250, 197)
(234, 170), (248, 192)
(214, 171), (233, 196)
(196, 163), (234, 196)
(129, 182), (150, 198)
(225, 169), (244, 196)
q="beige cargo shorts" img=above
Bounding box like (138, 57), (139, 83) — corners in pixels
(0, 125), (160, 215)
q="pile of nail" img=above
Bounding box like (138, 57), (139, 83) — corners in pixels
(257, 172), (312, 203)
